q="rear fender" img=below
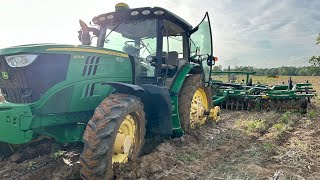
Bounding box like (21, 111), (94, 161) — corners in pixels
(104, 82), (173, 136)
(170, 63), (201, 93)
(170, 63), (203, 137)
(103, 82), (146, 97)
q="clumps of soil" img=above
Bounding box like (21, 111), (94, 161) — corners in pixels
(9, 139), (54, 163)
(1, 101), (319, 180)
(114, 111), (253, 179)
(114, 106), (320, 180)
(0, 139), (82, 180)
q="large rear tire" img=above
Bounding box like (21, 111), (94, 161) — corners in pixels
(178, 74), (212, 132)
(80, 94), (146, 180)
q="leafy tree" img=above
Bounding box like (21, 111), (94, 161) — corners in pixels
(309, 33), (320, 66)
(309, 56), (320, 66)
(224, 66), (319, 76)
(298, 68), (308, 76)
(212, 65), (222, 71)
(271, 68), (277, 75)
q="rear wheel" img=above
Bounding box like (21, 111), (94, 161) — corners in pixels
(80, 94), (146, 180)
(178, 74), (212, 132)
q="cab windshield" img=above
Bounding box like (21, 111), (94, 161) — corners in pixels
(99, 18), (186, 78)
(101, 19), (157, 58)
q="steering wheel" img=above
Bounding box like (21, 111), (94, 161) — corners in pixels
(124, 40), (146, 50)
(146, 55), (156, 63)
(146, 52), (167, 64)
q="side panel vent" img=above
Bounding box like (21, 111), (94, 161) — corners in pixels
(82, 56), (100, 76)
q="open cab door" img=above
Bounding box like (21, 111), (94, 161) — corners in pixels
(189, 12), (215, 85)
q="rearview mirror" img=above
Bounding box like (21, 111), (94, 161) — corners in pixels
(207, 55), (213, 66)
(78, 20), (100, 45)
(207, 55), (218, 66)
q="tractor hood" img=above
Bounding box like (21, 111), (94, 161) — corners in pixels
(0, 43), (131, 105)
(0, 43), (128, 58)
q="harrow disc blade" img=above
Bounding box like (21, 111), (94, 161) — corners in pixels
(218, 96), (310, 113)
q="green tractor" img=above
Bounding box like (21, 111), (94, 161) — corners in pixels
(0, 3), (220, 179)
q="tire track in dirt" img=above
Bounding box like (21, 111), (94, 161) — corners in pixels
(198, 112), (283, 179)
(202, 107), (320, 179)
(116, 110), (295, 179)
(1, 107), (319, 180)
(260, 114), (320, 179)
(114, 110), (258, 179)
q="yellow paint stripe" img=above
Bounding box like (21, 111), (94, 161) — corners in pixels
(46, 48), (128, 58)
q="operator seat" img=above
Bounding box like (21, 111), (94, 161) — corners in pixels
(161, 51), (178, 78)
(162, 51), (178, 70)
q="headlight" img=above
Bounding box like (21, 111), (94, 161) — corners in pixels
(142, 10), (151, 15)
(4, 54), (38, 67)
(131, 11), (139, 16)
(154, 10), (164, 15)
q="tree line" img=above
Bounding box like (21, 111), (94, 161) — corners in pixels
(309, 33), (320, 67)
(212, 65), (320, 76)
(211, 33), (320, 76)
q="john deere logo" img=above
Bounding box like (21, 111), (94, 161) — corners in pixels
(1, 71), (9, 80)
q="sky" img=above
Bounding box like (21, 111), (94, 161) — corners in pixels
(0, 0), (319, 68)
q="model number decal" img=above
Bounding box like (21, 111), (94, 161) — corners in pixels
(74, 55), (85, 59)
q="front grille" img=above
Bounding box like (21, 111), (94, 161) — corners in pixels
(0, 54), (70, 103)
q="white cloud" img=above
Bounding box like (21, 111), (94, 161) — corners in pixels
(0, 0), (319, 68)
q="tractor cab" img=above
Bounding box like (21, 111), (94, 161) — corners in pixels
(79, 3), (215, 86)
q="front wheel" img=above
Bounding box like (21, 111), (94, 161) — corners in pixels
(80, 94), (146, 180)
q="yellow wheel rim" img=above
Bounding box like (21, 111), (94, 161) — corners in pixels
(112, 114), (136, 164)
(189, 88), (209, 129)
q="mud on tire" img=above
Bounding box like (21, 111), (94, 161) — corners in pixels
(178, 74), (212, 132)
(80, 94), (146, 180)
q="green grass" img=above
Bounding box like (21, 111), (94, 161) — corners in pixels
(262, 142), (274, 153)
(177, 152), (200, 163)
(269, 112), (295, 139)
(308, 110), (317, 119)
(234, 119), (266, 134)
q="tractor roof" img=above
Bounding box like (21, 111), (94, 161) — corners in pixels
(92, 7), (193, 33)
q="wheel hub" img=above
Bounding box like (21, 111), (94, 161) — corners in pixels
(209, 106), (221, 121)
(112, 114), (136, 164)
(189, 88), (208, 128)
(114, 133), (133, 154)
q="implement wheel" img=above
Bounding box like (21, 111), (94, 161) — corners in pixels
(80, 94), (146, 180)
(300, 98), (308, 113)
(178, 74), (212, 132)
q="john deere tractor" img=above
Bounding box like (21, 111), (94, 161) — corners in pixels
(0, 3), (219, 179)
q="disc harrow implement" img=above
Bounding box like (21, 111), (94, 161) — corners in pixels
(211, 72), (316, 112)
